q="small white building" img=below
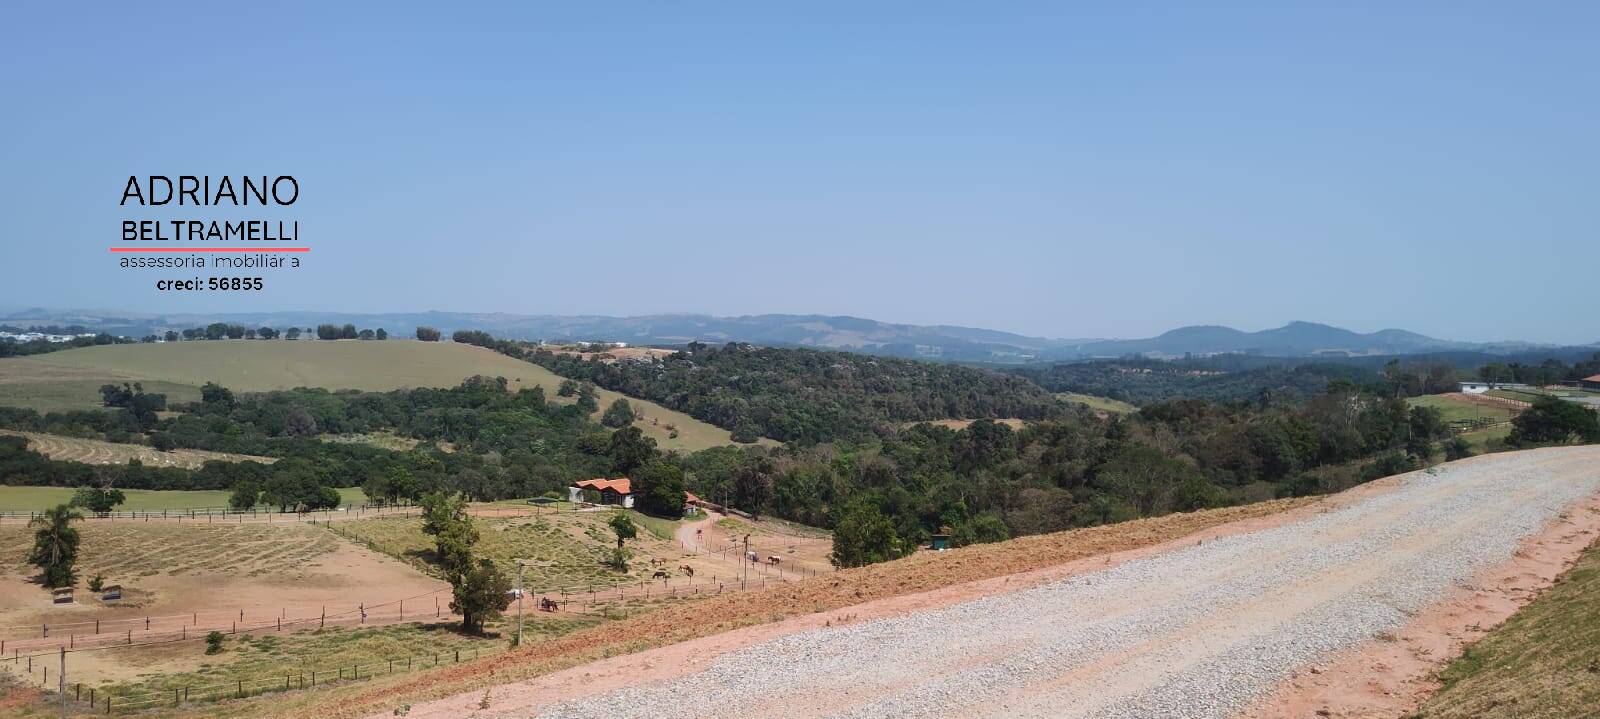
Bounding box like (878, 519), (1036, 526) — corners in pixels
(1459, 381), (1529, 394)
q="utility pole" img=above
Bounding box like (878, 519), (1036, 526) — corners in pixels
(742, 534), (750, 590)
(57, 647), (65, 717)
(513, 559), (527, 647)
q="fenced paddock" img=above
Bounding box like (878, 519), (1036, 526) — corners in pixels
(2, 562), (805, 714)
(14, 629), (512, 714)
(0, 498), (395, 524)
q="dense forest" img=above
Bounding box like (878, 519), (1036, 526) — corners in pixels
(453, 333), (1063, 444)
(1477, 353), (1600, 386)
(1015, 358), (1408, 405)
(680, 379), (1473, 564)
(1015, 352), (1600, 407)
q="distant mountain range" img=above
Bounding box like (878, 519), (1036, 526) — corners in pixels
(1062, 321), (1553, 359)
(2, 307), (1591, 363)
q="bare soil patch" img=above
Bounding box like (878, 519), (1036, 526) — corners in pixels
(0, 522), (446, 685)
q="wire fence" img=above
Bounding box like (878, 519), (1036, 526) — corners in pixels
(1, 587), (455, 655)
(18, 643), (507, 714)
(2, 556), (813, 661)
(3, 571), (802, 715)
(0, 502), (420, 525)
(1, 504), (838, 713)
(0, 498), (614, 526)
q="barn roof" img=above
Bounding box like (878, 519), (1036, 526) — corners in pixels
(574, 478), (631, 495)
(1584, 374), (1600, 383)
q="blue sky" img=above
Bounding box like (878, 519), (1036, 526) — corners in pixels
(1, 2), (1594, 343)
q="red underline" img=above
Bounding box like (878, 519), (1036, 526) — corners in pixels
(110, 247), (310, 253)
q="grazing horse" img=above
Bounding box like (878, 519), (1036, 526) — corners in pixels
(539, 597), (560, 612)
(767, 556), (782, 565)
(679, 564), (695, 577)
(652, 570), (670, 582)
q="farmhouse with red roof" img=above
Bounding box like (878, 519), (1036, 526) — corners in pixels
(569, 477), (634, 508)
(567, 479), (706, 513)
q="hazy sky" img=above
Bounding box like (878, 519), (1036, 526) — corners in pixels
(2, 3), (1595, 343)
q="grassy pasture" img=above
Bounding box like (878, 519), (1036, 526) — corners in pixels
(91, 620), (588, 711)
(334, 507), (690, 593)
(0, 340), (749, 452)
(1057, 392), (1138, 414)
(0, 430), (276, 468)
(1414, 538), (1600, 718)
(714, 515), (832, 541)
(0, 355), (200, 413)
(1456, 425), (1513, 453)
(0, 486), (366, 512)
(1408, 394), (1516, 425)
(0, 521), (342, 579)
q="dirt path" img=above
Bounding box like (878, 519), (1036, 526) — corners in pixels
(380, 447), (1600, 719)
(674, 511), (718, 556)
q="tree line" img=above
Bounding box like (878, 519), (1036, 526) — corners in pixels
(447, 331), (1065, 444)
(1477, 353), (1600, 386)
(686, 380), (1474, 567)
(0, 330), (133, 358)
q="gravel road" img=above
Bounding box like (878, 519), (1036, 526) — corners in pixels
(527, 447), (1600, 719)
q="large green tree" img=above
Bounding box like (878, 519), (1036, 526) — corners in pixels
(1510, 397), (1600, 445)
(28, 504), (84, 588)
(607, 512), (637, 570)
(419, 492), (510, 634)
(601, 398), (636, 428)
(608, 426), (656, 476)
(632, 460), (686, 517)
(830, 498), (903, 568)
(1093, 445), (1204, 517)
(261, 460), (340, 512)
(69, 486), (125, 514)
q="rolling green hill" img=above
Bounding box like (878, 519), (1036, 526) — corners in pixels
(0, 340), (745, 452)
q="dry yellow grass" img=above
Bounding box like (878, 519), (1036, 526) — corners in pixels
(163, 497), (1312, 719)
(0, 430), (275, 468)
(1410, 536), (1600, 719)
(0, 522), (339, 580)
